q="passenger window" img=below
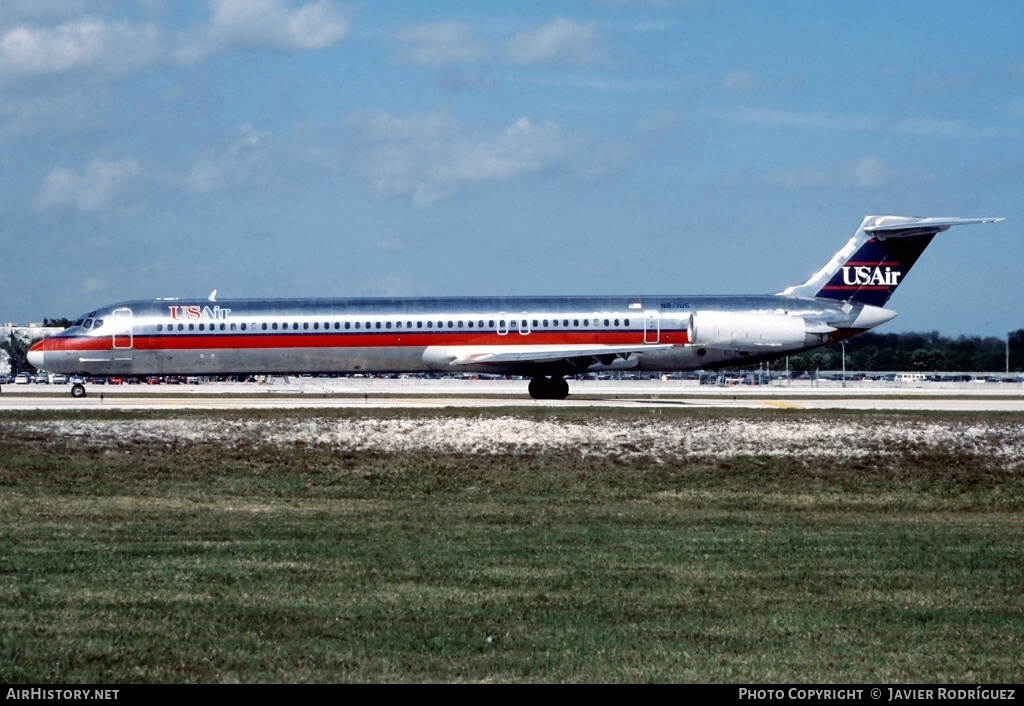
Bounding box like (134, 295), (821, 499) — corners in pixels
(375, 322), (381, 329)
(199, 324), (205, 331)
(305, 323), (311, 330)
(386, 321), (392, 329)
(272, 323), (278, 330)
(355, 322), (361, 329)
(604, 319), (610, 326)
(293, 323), (299, 330)
(345, 322), (351, 330)
(178, 324), (184, 331)
(573, 319), (579, 327)
(624, 319), (629, 326)
(157, 324), (163, 332)
(396, 321), (402, 329)
(427, 321), (433, 328)
(230, 323), (236, 331)
(614, 319), (619, 326)
(457, 321), (463, 328)
(417, 321), (423, 329)
(533, 320), (538, 327)
(189, 324), (195, 331)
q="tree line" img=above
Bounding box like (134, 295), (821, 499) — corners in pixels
(784, 329), (1024, 374)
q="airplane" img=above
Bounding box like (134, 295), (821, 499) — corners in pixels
(28, 214), (1002, 400)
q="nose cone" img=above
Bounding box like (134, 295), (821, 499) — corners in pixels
(27, 340), (46, 369)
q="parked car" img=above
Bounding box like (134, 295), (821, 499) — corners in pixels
(34, 372), (50, 383)
(0, 373), (12, 384)
(15, 372), (32, 384)
(108, 376), (123, 385)
(51, 374), (68, 384)
(146, 376), (162, 384)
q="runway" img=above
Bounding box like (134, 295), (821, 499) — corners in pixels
(3, 377), (1024, 411)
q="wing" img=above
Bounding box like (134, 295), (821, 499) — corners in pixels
(422, 343), (678, 373)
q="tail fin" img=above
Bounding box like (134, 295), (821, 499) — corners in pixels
(778, 215), (1003, 306)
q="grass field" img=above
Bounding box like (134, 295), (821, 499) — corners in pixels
(1, 409), (1022, 683)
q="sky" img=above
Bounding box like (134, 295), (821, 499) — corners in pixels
(1, 0), (1022, 336)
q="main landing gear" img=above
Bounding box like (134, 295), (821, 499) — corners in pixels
(71, 383), (87, 398)
(528, 375), (569, 400)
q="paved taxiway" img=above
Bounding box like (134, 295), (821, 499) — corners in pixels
(2, 378), (1023, 411)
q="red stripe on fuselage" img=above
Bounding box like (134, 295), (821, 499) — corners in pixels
(34, 329), (690, 352)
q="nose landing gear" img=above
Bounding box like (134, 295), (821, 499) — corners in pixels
(528, 375), (569, 400)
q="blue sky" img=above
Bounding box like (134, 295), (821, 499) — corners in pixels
(2, 0), (1021, 336)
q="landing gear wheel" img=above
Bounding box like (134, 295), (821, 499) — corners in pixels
(553, 377), (569, 400)
(528, 376), (569, 400)
(528, 377), (545, 399)
(71, 383), (87, 399)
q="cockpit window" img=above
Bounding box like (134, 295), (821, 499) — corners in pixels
(83, 319), (93, 329)
(93, 319), (103, 329)
(73, 319), (85, 327)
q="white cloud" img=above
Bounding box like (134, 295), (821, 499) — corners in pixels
(507, 18), (607, 67)
(850, 156), (889, 189)
(0, 2), (351, 82)
(706, 106), (1023, 139)
(0, 0), (94, 23)
(185, 125), (273, 193)
(391, 18), (609, 69)
(392, 21), (486, 66)
(763, 156), (930, 192)
(0, 17), (162, 82)
(37, 158), (141, 212)
(722, 71), (761, 93)
(80, 277), (107, 295)
(346, 112), (579, 206)
(202, 0), (349, 54)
